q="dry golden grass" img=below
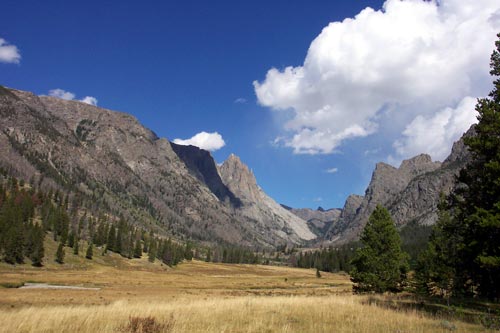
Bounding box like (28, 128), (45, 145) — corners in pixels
(0, 245), (496, 332)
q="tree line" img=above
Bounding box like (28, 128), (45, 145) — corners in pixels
(0, 173), (195, 267)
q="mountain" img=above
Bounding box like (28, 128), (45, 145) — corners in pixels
(0, 86), (313, 248)
(218, 154), (316, 243)
(281, 206), (342, 237)
(323, 127), (474, 243)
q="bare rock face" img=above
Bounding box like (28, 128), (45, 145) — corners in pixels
(218, 154), (261, 204)
(325, 138), (472, 243)
(282, 206), (341, 237)
(170, 143), (241, 207)
(0, 86), (311, 247)
(218, 154), (316, 242)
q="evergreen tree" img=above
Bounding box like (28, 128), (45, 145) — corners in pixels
(415, 197), (459, 298)
(55, 242), (65, 264)
(73, 238), (79, 255)
(68, 231), (75, 248)
(350, 205), (409, 293)
(107, 224), (116, 252)
(85, 242), (93, 260)
(418, 34), (500, 300)
(134, 239), (142, 258)
(29, 225), (45, 267)
(206, 248), (212, 262)
(148, 239), (157, 263)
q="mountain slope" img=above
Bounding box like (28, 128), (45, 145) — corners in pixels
(324, 128), (474, 243)
(0, 86), (310, 247)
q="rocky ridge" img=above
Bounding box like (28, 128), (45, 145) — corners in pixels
(323, 128), (474, 243)
(0, 86), (314, 247)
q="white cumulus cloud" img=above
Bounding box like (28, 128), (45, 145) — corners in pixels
(393, 96), (478, 161)
(234, 97), (247, 104)
(325, 167), (339, 174)
(48, 89), (98, 105)
(173, 131), (226, 151)
(254, 0), (500, 155)
(49, 89), (76, 100)
(0, 38), (21, 64)
(80, 96), (98, 106)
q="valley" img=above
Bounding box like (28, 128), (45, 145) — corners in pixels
(0, 258), (491, 333)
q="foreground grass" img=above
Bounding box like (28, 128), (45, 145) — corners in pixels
(0, 296), (489, 333)
(0, 248), (496, 332)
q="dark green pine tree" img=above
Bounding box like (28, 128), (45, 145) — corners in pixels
(350, 205), (409, 293)
(67, 231), (75, 248)
(107, 224), (116, 252)
(206, 248), (212, 262)
(85, 242), (93, 260)
(55, 242), (65, 264)
(73, 238), (79, 255)
(133, 239), (142, 258)
(148, 239), (157, 263)
(415, 198), (458, 298)
(449, 33), (500, 299)
(30, 225), (45, 267)
(3, 202), (25, 264)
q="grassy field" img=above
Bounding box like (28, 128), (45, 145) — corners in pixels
(0, 242), (497, 332)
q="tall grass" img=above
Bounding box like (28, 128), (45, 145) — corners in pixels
(0, 295), (486, 333)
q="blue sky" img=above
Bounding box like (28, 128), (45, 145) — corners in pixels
(1, 0), (499, 209)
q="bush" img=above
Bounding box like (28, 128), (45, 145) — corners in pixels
(119, 315), (174, 333)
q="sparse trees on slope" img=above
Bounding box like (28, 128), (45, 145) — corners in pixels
(350, 205), (409, 293)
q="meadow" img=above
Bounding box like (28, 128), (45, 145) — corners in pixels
(0, 246), (497, 333)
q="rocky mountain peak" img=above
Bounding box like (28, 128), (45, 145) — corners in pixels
(399, 154), (441, 176)
(219, 154), (259, 203)
(219, 153), (316, 242)
(324, 126), (474, 244)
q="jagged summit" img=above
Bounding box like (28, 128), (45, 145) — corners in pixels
(218, 153), (316, 242)
(322, 128), (473, 244)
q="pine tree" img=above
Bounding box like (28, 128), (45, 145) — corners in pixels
(418, 34), (500, 300)
(67, 231), (75, 248)
(55, 242), (65, 264)
(134, 239), (142, 258)
(206, 248), (212, 262)
(415, 199), (458, 298)
(73, 238), (79, 255)
(30, 225), (45, 267)
(350, 205), (409, 293)
(107, 224), (116, 252)
(85, 242), (93, 260)
(148, 239), (157, 263)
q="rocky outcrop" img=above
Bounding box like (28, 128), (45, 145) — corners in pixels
(325, 131), (473, 243)
(218, 154), (316, 242)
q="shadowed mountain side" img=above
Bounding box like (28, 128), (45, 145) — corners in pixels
(170, 143), (241, 207)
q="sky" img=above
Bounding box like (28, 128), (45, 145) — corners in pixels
(1, 0), (500, 209)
